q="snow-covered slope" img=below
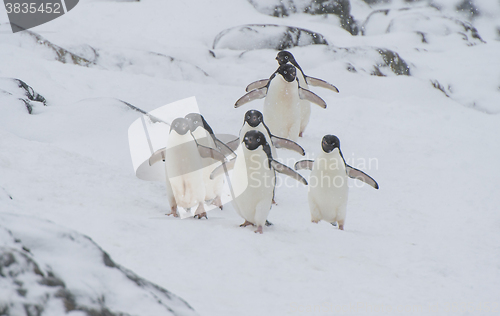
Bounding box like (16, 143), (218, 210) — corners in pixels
(0, 213), (197, 316)
(1, 0), (499, 315)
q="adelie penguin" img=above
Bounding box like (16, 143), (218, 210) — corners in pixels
(184, 113), (225, 211)
(213, 130), (307, 234)
(222, 109), (306, 207)
(156, 117), (207, 218)
(235, 64), (326, 142)
(246, 51), (339, 138)
(295, 135), (379, 230)
(149, 114), (232, 218)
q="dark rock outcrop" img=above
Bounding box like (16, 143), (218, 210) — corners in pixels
(247, 0), (359, 35)
(19, 28), (94, 67)
(455, 0), (480, 20)
(328, 46), (411, 76)
(213, 24), (328, 50)
(0, 78), (47, 114)
(377, 49), (410, 76)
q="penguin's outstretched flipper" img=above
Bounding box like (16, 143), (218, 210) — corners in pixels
(197, 144), (227, 161)
(346, 165), (379, 189)
(216, 134), (240, 152)
(305, 76), (339, 93)
(294, 160), (314, 171)
(270, 160), (308, 185)
(235, 87), (268, 108)
(298, 87), (327, 108)
(210, 157), (236, 180)
(271, 135), (305, 156)
(245, 79), (269, 92)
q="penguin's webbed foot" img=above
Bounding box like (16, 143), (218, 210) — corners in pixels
(338, 220), (344, 230)
(239, 220), (254, 227)
(194, 212), (208, 219)
(167, 206), (179, 217)
(265, 220), (273, 226)
(311, 220), (319, 224)
(254, 226), (263, 234)
(212, 196), (223, 210)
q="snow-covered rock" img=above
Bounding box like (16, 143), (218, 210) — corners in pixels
(212, 24), (328, 50)
(328, 46), (411, 76)
(361, 7), (485, 46)
(247, 0), (359, 35)
(0, 213), (198, 316)
(0, 24), (210, 83)
(0, 78), (47, 114)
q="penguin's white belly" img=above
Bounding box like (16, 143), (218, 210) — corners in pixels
(202, 159), (223, 201)
(264, 78), (300, 141)
(297, 73), (311, 134)
(231, 147), (274, 226)
(165, 133), (205, 209)
(192, 127), (224, 201)
(163, 163), (176, 207)
(308, 156), (349, 223)
(299, 98), (311, 134)
(169, 171), (206, 209)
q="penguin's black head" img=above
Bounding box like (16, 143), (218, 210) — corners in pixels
(276, 51), (297, 67)
(170, 118), (190, 135)
(185, 113), (214, 135)
(277, 64), (297, 83)
(243, 130), (266, 151)
(185, 113), (204, 132)
(244, 110), (263, 128)
(322, 135), (340, 153)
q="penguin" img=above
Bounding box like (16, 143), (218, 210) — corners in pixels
(227, 109), (305, 157)
(215, 130), (308, 234)
(246, 51), (339, 138)
(294, 135), (378, 230)
(235, 64), (326, 142)
(185, 113), (224, 210)
(161, 117), (207, 218)
(236, 109), (305, 207)
(149, 115), (233, 217)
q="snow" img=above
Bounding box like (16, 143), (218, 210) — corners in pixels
(1, 0), (499, 315)
(0, 213), (197, 315)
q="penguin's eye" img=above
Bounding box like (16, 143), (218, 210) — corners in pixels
(284, 71), (287, 74)
(285, 56), (288, 59)
(246, 115), (250, 120)
(194, 120), (198, 124)
(257, 138), (261, 142)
